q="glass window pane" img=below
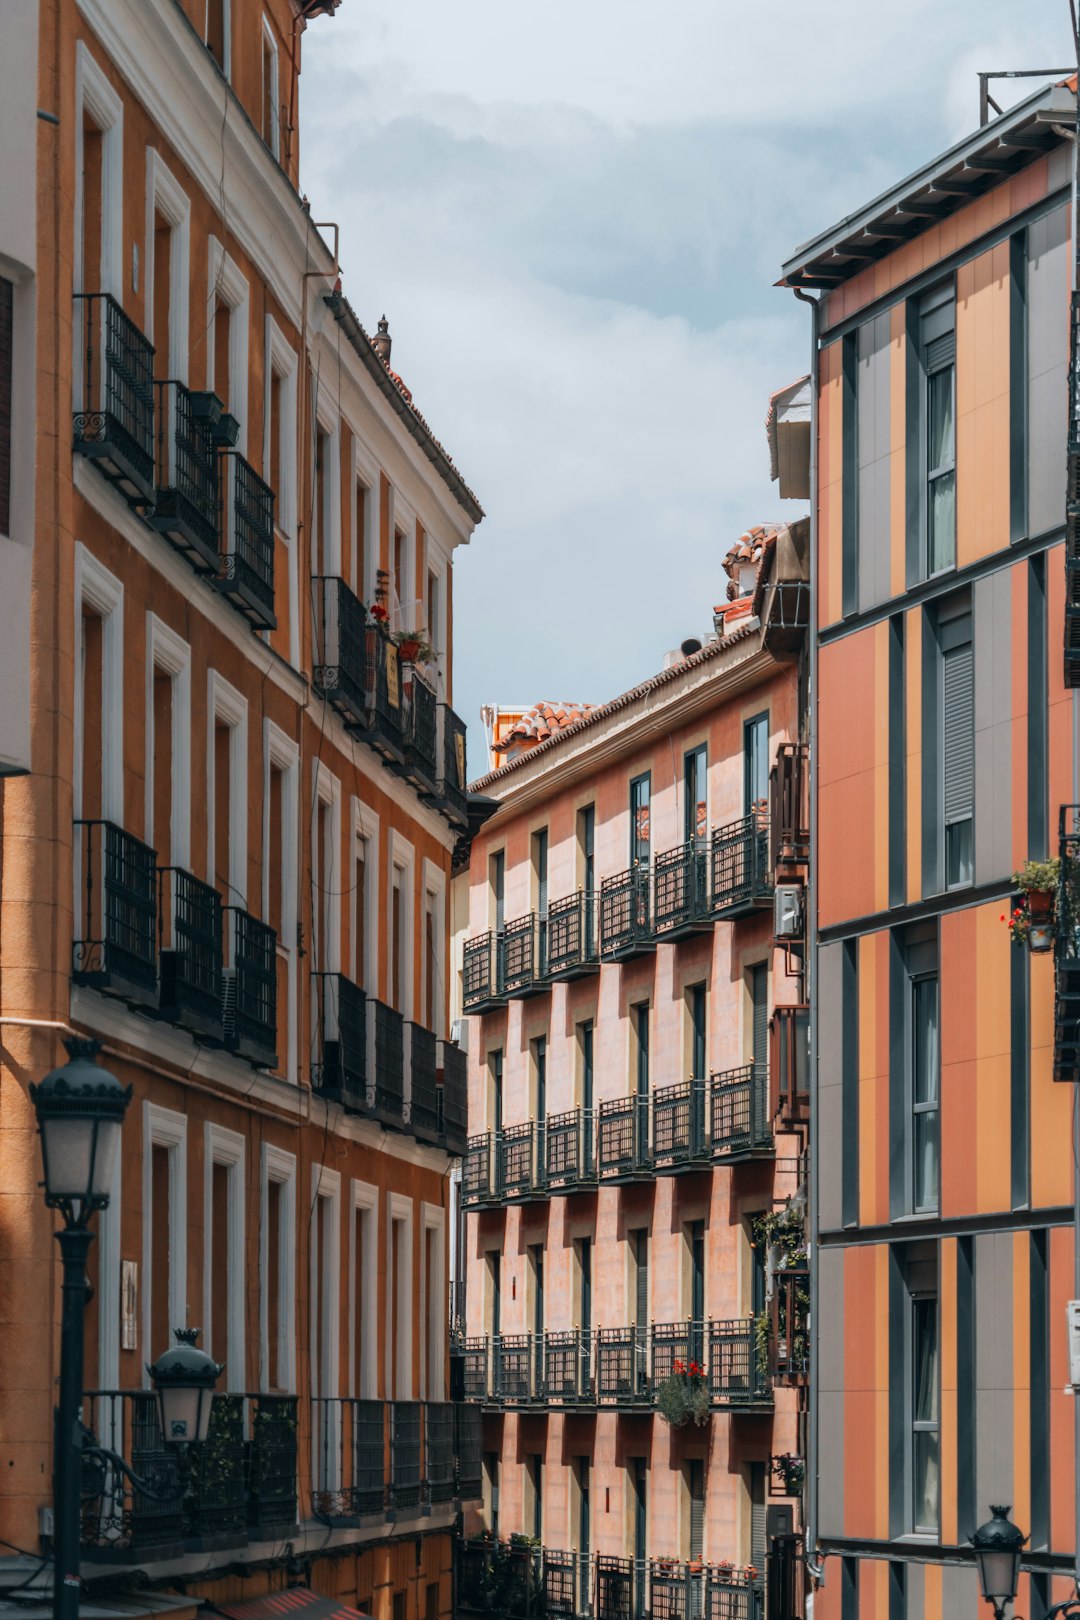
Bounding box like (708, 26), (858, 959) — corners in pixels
(914, 1111), (938, 1210)
(946, 816), (973, 887)
(913, 1430), (939, 1532)
(913, 980), (939, 1104)
(928, 366), (954, 472)
(913, 1300), (938, 1421)
(929, 470), (955, 573)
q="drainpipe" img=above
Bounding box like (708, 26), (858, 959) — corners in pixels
(791, 282), (821, 1611)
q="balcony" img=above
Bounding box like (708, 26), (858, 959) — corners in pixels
(492, 1333), (539, 1405)
(157, 866), (223, 1040)
(544, 1329), (594, 1404)
(80, 1390), (297, 1560)
(439, 1038), (469, 1155)
(709, 1319), (770, 1406)
(544, 1107), (596, 1192)
(215, 452), (276, 629)
(599, 866), (654, 961)
(149, 380), (221, 571)
(462, 1132), (495, 1207)
(710, 1065), (772, 1159)
(437, 704), (469, 829)
(769, 1005), (809, 1128)
(457, 1537), (544, 1619)
(73, 820), (158, 1009)
(406, 1021), (441, 1144)
(312, 1396), (387, 1521)
(457, 1542), (762, 1620)
(503, 912), (546, 997)
(461, 1337), (490, 1401)
(455, 1402), (483, 1501)
(770, 741), (809, 871)
(391, 1401), (423, 1510)
(73, 292), (155, 506)
(595, 1325), (649, 1405)
(545, 890), (599, 981)
(425, 1401), (456, 1505)
(400, 669), (439, 795)
(222, 907), (277, 1068)
(653, 841), (711, 940)
(371, 999), (405, 1128)
(710, 809), (772, 918)
(311, 971), (369, 1112)
(311, 575), (370, 729)
(650, 1563), (762, 1620)
(768, 1269), (809, 1385)
(462, 931), (508, 1013)
(597, 1094), (651, 1180)
(365, 622), (405, 763)
(651, 1079), (708, 1172)
(497, 1119), (538, 1200)
(543, 1549), (592, 1618)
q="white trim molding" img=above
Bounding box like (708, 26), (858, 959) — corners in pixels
(388, 828), (416, 1021)
(312, 760), (342, 977)
(309, 1164), (341, 1398)
(260, 1144), (297, 1393)
(74, 545), (124, 826)
(203, 1123), (246, 1388)
(142, 1102), (188, 1383)
(145, 613), (191, 868)
(386, 1191), (414, 1401)
(74, 40), (123, 299)
(265, 316), (298, 661)
(420, 1201), (446, 1401)
(206, 236), (250, 454)
(350, 799), (379, 996)
(421, 857), (447, 1039)
(265, 719), (299, 1081)
(207, 669), (248, 905)
(349, 1179), (379, 1399)
(144, 148), (191, 380)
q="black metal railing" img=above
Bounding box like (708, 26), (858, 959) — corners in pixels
(311, 1396), (386, 1519)
(311, 971), (368, 1111)
(407, 1021), (440, 1143)
(652, 1564), (761, 1620)
(371, 999), (405, 1124)
(597, 1094), (651, 1178)
(216, 452), (276, 629)
(770, 742), (809, 870)
(391, 1400), (423, 1508)
(710, 1065), (771, 1157)
(545, 1107), (596, 1190)
(653, 841), (711, 938)
(596, 1325), (649, 1404)
(546, 890), (598, 979)
(425, 1401), (456, 1504)
(596, 1554), (635, 1620)
(599, 866), (653, 959)
(151, 380), (220, 568)
(311, 575), (369, 727)
(455, 1402), (483, 1501)
(711, 809), (771, 916)
(1055, 805), (1080, 1081)
(543, 1548), (592, 1619)
(81, 1391), (297, 1557)
(503, 912), (543, 994)
(709, 1319), (768, 1404)
(73, 820), (158, 1006)
(651, 1079), (708, 1169)
(157, 866), (223, 1038)
(457, 1538), (545, 1618)
(462, 1132), (494, 1206)
(492, 1333), (536, 1403)
(403, 669), (439, 790)
(438, 703), (469, 827)
(462, 1338), (489, 1401)
(73, 292), (155, 502)
(544, 1329), (594, 1404)
(365, 622), (404, 759)
(458, 1542), (760, 1620)
(498, 1120), (537, 1199)
(463, 930), (505, 1010)
(222, 907), (277, 1066)
(439, 1038), (468, 1155)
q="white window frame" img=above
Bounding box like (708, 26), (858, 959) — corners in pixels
(142, 1102), (188, 1384)
(261, 15), (280, 160)
(421, 1201), (446, 1401)
(391, 498), (417, 630)
(98, 1141), (122, 1391)
(204, 0), (232, 80)
(312, 761), (342, 977)
(206, 238), (250, 455)
(74, 545), (124, 825)
(259, 1144), (297, 1393)
(349, 433), (378, 602)
(203, 1123), (245, 1388)
(309, 1164), (341, 1399)
(350, 799), (379, 995)
(349, 1179), (379, 1399)
(313, 408), (341, 578)
(264, 719), (299, 1081)
(144, 150), (191, 382)
(206, 670), (248, 905)
(145, 614), (191, 869)
(74, 42), (123, 301)
(387, 1192), (414, 1401)
(265, 316), (298, 661)
(421, 857), (446, 1038)
(424, 545), (448, 698)
(388, 828), (415, 1020)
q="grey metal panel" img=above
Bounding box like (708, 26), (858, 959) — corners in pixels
(941, 1563), (979, 1612)
(1026, 204), (1068, 538)
(818, 1249), (845, 1393)
(857, 312), (892, 613)
(818, 942), (844, 1231)
(905, 1560), (925, 1620)
(817, 1248), (846, 1538)
(975, 1230), (1014, 1508)
(973, 570), (1013, 886)
(816, 1392), (845, 1537)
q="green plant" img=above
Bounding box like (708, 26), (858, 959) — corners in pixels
(1013, 857), (1060, 894)
(772, 1452), (805, 1493)
(751, 1206), (807, 1268)
(656, 1359), (710, 1428)
(753, 1310), (771, 1380)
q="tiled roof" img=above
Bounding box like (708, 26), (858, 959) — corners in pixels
(499, 701), (597, 748)
(722, 523), (781, 584)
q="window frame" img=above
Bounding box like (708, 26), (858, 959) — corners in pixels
(630, 771), (651, 866)
(909, 1289), (940, 1536)
(743, 712), (769, 815)
(909, 971), (940, 1215)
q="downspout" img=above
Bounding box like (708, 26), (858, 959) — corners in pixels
(791, 282), (821, 1610)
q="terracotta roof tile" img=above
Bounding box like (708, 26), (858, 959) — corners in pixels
(500, 701), (597, 748)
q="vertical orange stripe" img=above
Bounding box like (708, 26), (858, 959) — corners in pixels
(940, 1238), (958, 1546)
(941, 909), (978, 1217)
(975, 902), (1011, 1214)
(905, 605), (922, 905)
(1030, 949), (1073, 1209)
(1012, 1231), (1031, 1539)
(875, 1246), (891, 1539)
(858, 935), (878, 1228)
(845, 1246), (876, 1539)
(923, 1561), (943, 1620)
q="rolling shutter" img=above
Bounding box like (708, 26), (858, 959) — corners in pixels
(689, 1461), (704, 1562)
(750, 1462), (767, 1570)
(752, 964), (769, 1073)
(943, 640), (974, 826)
(635, 1231), (649, 1327)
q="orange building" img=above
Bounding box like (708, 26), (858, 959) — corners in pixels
(451, 496), (813, 1619)
(780, 77), (1080, 1617)
(0, 3), (483, 1618)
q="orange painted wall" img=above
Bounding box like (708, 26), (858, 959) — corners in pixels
(956, 243), (1012, 570)
(818, 626), (885, 928)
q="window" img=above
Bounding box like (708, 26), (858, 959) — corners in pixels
(261, 17), (280, 157)
(422, 1206), (445, 1400)
(350, 1181), (377, 1398)
(744, 713), (768, 813)
(575, 1237), (592, 1334)
(688, 983), (706, 1080)
(911, 1294), (939, 1532)
(920, 284), (956, 576)
(631, 1229), (649, 1328)
(634, 1003), (650, 1096)
(579, 802), (596, 950)
(310, 1167), (340, 1402)
(491, 849), (505, 933)
(841, 329), (858, 616)
(145, 615), (191, 875)
(388, 1196), (413, 1399)
(529, 1244), (545, 1337)
(207, 240), (249, 451)
(939, 601), (973, 887)
(532, 1035), (547, 1128)
(684, 744), (707, 843)
(204, 1125), (244, 1386)
(205, 0), (230, 74)
(261, 1146), (296, 1393)
(264, 720), (298, 1079)
(486, 1249), (501, 1338)
(911, 975), (939, 1213)
(489, 1049), (503, 1133)
(144, 1105), (187, 1371)
(527, 1455), (543, 1542)
(687, 1459), (704, 1563)
(533, 826), (549, 969)
(630, 773), (651, 865)
(749, 962), (769, 1073)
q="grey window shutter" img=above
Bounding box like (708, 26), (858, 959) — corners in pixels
(943, 641), (974, 825)
(635, 1231), (649, 1326)
(689, 1461), (704, 1561)
(752, 964), (769, 1073)
(925, 331), (956, 372)
(750, 1462), (767, 1569)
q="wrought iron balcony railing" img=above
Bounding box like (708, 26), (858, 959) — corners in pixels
(149, 380), (221, 570)
(311, 971), (369, 1113)
(599, 865), (654, 961)
(439, 1037), (469, 1156)
(769, 1005), (809, 1128)
(709, 1064), (772, 1158)
(711, 809), (772, 918)
(406, 1021), (441, 1144)
(462, 930), (507, 1012)
(462, 1131), (495, 1206)
(544, 1107), (596, 1191)
(455, 1402), (483, 1502)
(651, 1079), (708, 1170)
(461, 1337), (490, 1401)
(653, 840), (711, 940)
(311, 575), (370, 729)
(457, 1542), (762, 1620)
(768, 1269), (809, 1385)
(1055, 805), (1080, 1081)
(401, 668), (439, 794)
(545, 890), (599, 981)
(73, 819), (158, 1009)
(709, 1318), (770, 1405)
(80, 1390), (297, 1559)
(437, 703), (469, 828)
(157, 866), (223, 1039)
(73, 292), (156, 504)
(457, 1537), (545, 1619)
(543, 1328), (594, 1404)
(391, 1400), (423, 1509)
(425, 1400), (456, 1505)
(216, 451), (276, 629)
(498, 1119), (538, 1199)
(311, 1396), (387, 1520)
(770, 741), (809, 871)
(365, 622), (405, 762)
(222, 907), (277, 1068)
(371, 998), (405, 1127)
(503, 912), (546, 996)
(595, 1324), (650, 1404)
(493, 1333), (539, 1404)
(597, 1094), (651, 1179)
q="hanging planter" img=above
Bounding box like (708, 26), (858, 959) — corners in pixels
(1004, 858), (1060, 954)
(771, 1452), (805, 1495)
(656, 1358), (710, 1428)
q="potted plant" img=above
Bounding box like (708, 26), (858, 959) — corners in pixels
(656, 1356), (710, 1428)
(392, 627), (436, 666)
(1004, 857), (1061, 953)
(771, 1452), (805, 1495)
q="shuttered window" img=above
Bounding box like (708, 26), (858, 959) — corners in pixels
(941, 611), (974, 887)
(750, 1461), (767, 1570)
(921, 283), (956, 576)
(688, 1460), (704, 1561)
(634, 1230), (649, 1327)
(751, 963), (769, 1074)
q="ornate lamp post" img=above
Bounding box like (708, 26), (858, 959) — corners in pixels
(972, 1506), (1027, 1620)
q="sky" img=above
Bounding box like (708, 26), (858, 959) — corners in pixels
(298, 1), (1075, 772)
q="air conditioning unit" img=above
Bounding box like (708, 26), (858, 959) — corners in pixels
(451, 1018), (469, 1052)
(774, 883), (803, 940)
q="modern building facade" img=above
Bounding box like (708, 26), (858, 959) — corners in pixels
(1, 3), (481, 1618)
(452, 501), (812, 1619)
(781, 77), (1080, 1618)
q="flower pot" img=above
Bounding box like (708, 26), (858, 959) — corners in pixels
(397, 637), (421, 663)
(1029, 922), (1054, 953)
(1028, 888), (1054, 921)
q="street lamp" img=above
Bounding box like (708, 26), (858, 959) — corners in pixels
(972, 1505), (1027, 1619)
(31, 1038), (131, 1620)
(147, 1327), (223, 1453)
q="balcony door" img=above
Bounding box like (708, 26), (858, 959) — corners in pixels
(630, 773), (651, 866)
(632, 1458), (647, 1618)
(744, 713), (768, 815)
(684, 744), (707, 844)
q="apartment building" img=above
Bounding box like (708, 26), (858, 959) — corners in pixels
(1, 4), (482, 1617)
(780, 77), (1080, 1617)
(452, 493), (812, 1619)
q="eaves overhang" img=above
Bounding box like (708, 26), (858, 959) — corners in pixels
(779, 81), (1076, 293)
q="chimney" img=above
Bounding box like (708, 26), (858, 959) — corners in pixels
(372, 315), (392, 366)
